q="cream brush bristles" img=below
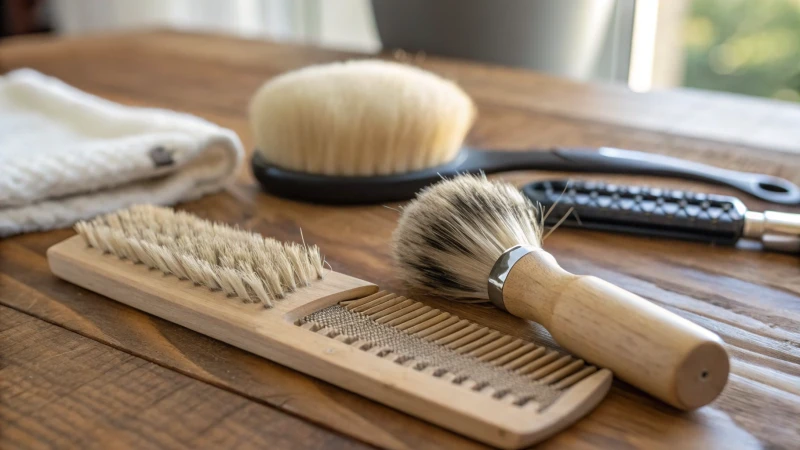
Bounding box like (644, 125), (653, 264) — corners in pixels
(392, 174), (542, 300)
(74, 205), (324, 307)
(249, 59), (476, 176)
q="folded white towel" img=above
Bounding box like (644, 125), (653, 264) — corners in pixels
(0, 69), (244, 237)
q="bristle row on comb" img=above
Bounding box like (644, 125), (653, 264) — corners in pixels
(74, 205), (324, 307)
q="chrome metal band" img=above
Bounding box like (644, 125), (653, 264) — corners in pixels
(487, 245), (537, 311)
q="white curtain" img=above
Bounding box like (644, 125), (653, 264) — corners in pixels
(50, 0), (380, 52)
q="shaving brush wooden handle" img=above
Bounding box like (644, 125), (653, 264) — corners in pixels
(501, 249), (729, 410)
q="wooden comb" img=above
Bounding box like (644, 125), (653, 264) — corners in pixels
(47, 206), (611, 449)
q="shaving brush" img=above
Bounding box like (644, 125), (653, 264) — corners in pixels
(249, 59), (475, 176)
(392, 175), (730, 410)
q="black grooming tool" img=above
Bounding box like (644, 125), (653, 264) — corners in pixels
(523, 179), (800, 253)
(252, 147), (800, 205)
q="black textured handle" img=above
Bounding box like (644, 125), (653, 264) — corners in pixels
(522, 180), (749, 245)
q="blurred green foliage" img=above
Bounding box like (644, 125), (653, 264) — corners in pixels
(684, 0), (800, 102)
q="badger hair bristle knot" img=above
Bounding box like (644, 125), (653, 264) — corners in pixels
(74, 205), (324, 307)
(392, 175), (542, 300)
(249, 59), (476, 176)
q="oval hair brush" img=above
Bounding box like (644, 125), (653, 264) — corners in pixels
(249, 59), (799, 205)
(391, 175), (730, 410)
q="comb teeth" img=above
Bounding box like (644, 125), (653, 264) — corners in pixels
(299, 291), (600, 409)
(74, 205), (324, 307)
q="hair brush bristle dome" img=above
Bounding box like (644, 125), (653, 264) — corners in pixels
(392, 174), (542, 300)
(392, 174), (730, 411)
(249, 59), (475, 176)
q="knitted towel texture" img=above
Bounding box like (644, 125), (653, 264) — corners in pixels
(0, 69), (244, 237)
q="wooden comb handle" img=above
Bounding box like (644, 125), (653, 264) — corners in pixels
(501, 250), (729, 410)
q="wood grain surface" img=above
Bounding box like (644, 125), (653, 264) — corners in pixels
(1, 31), (799, 449)
(0, 305), (366, 450)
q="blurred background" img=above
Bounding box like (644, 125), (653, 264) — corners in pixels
(2, 0), (798, 102)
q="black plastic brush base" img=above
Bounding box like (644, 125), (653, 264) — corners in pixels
(250, 150), (464, 204)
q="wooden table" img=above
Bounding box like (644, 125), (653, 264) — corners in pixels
(1, 31), (799, 450)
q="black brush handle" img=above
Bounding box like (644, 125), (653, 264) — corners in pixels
(522, 180), (749, 245)
(470, 147), (800, 205)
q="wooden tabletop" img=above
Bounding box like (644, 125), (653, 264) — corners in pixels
(1, 31), (799, 450)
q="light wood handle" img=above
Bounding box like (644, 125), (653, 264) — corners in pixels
(502, 250), (729, 410)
